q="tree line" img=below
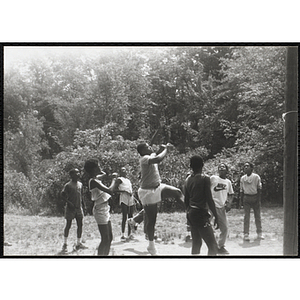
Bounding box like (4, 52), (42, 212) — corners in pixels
(4, 46), (286, 215)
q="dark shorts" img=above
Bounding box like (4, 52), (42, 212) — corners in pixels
(65, 208), (83, 220)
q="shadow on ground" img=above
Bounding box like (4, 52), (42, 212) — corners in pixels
(123, 248), (149, 255)
(239, 240), (261, 248)
(178, 241), (192, 248)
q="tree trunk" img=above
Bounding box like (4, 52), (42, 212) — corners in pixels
(283, 46), (298, 256)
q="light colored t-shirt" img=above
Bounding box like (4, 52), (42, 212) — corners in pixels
(240, 173), (262, 195)
(89, 178), (111, 205)
(118, 177), (134, 206)
(89, 178), (111, 225)
(118, 177), (132, 194)
(210, 175), (234, 208)
(139, 153), (161, 189)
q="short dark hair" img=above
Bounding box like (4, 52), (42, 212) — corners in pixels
(218, 163), (229, 171)
(69, 168), (79, 176)
(137, 143), (147, 155)
(84, 158), (99, 175)
(190, 155), (204, 172)
(244, 162), (254, 169)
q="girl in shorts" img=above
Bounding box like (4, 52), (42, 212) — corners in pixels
(84, 158), (116, 256)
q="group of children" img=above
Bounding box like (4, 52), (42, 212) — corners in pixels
(61, 142), (264, 256)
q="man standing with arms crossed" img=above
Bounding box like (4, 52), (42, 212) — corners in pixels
(210, 163), (234, 254)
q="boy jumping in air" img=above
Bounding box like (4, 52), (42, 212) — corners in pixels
(136, 142), (184, 255)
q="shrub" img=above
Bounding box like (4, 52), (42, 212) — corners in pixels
(4, 170), (41, 215)
(4, 133), (283, 216)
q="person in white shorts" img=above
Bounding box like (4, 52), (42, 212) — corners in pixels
(136, 142), (184, 255)
(84, 158), (116, 256)
(113, 167), (135, 241)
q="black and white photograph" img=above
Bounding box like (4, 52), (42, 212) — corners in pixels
(1, 2), (299, 299)
(2, 44), (298, 257)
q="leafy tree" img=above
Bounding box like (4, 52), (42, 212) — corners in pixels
(3, 46), (287, 212)
(215, 46), (286, 202)
(4, 110), (49, 179)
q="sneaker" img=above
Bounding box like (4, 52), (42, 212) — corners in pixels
(185, 235), (192, 243)
(75, 243), (88, 250)
(257, 233), (265, 240)
(147, 245), (158, 256)
(243, 234), (250, 242)
(127, 218), (136, 233)
(121, 236), (126, 242)
(61, 243), (68, 253)
(218, 246), (230, 254)
(128, 234), (135, 240)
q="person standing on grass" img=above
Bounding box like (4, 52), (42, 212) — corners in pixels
(136, 142), (184, 255)
(113, 167), (135, 241)
(84, 159), (117, 256)
(184, 155), (219, 256)
(210, 163), (234, 254)
(240, 162), (264, 241)
(61, 168), (87, 253)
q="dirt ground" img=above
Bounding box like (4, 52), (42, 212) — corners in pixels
(52, 231), (283, 257)
(3, 209), (284, 257)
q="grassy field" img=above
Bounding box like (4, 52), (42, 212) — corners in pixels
(3, 206), (284, 256)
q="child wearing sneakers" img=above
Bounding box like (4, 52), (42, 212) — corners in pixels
(184, 156), (220, 256)
(210, 163), (234, 254)
(240, 162), (264, 241)
(136, 142), (184, 255)
(84, 159), (116, 256)
(61, 168), (87, 253)
(113, 167), (135, 241)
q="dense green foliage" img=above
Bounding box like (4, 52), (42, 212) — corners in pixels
(4, 46), (286, 215)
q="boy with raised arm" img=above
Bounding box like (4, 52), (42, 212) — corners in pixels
(137, 142), (184, 255)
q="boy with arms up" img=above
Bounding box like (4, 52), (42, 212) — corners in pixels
(137, 142), (184, 255)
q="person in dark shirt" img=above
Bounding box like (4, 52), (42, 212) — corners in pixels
(184, 156), (219, 256)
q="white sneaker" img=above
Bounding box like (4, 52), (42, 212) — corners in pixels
(257, 233), (265, 240)
(243, 234), (250, 242)
(127, 218), (136, 233)
(147, 245), (158, 256)
(128, 234), (135, 240)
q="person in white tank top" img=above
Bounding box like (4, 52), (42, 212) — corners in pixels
(113, 167), (135, 241)
(84, 158), (117, 256)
